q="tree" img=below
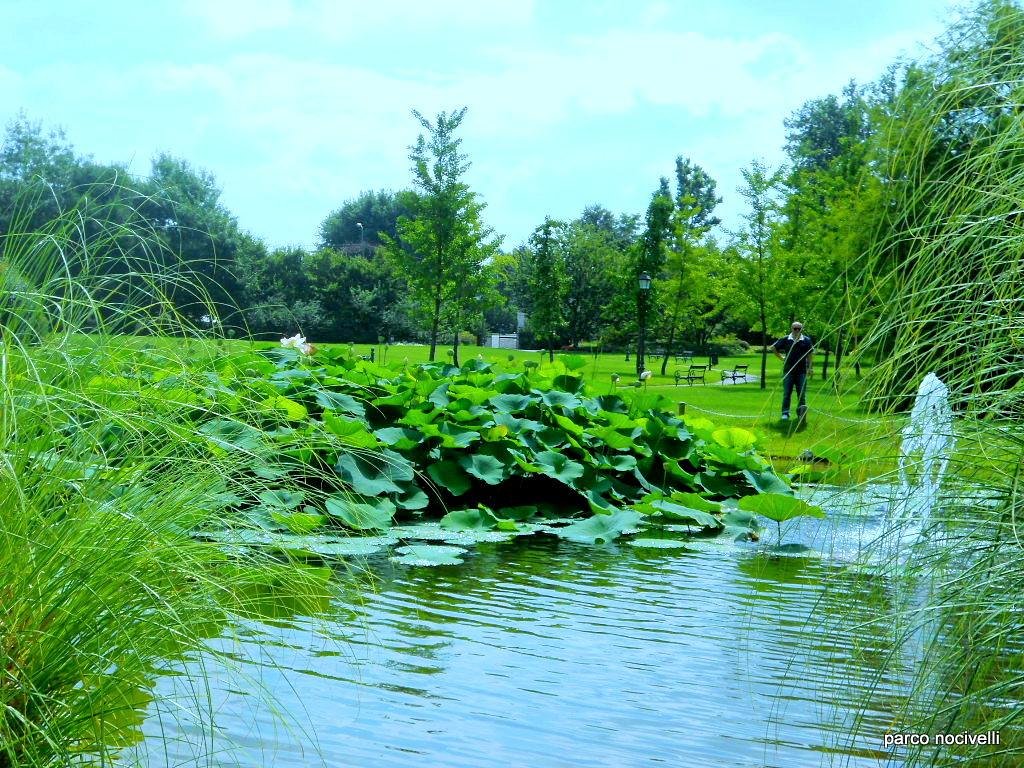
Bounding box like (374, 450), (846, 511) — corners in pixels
(735, 160), (784, 389)
(384, 108), (500, 362)
(318, 189), (412, 253)
(562, 220), (623, 347)
(659, 158), (722, 375)
(526, 217), (569, 361)
(634, 182), (673, 376)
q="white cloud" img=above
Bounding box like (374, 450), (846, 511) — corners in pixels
(181, 0), (535, 41)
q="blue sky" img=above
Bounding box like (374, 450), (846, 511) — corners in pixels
(0, 0), (955, 249)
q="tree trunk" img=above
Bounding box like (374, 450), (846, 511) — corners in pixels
(759, 308), (768, 390)
(428, 291), (442, 362)
(452, 329), (460, 367)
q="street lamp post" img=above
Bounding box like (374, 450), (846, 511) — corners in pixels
(355, 222), (365, 257)
(636, 271), (651, 379)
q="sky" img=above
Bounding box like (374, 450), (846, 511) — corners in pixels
(0, 0), (958, 250)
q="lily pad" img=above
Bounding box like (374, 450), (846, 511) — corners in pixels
(390, 544), (466, 566)
(554, 509), (642, 544)
(627, 538), (690, 549)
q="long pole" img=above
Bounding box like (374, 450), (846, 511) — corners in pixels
(636, 289), (647, 378)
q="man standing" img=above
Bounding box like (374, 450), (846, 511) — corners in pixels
(771, 322), (814, 421)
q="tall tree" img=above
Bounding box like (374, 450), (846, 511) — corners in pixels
(526, 217), (569, 361)
(634, 182), (673, 376)
(735, 160), (784, 389)
(659, 158), (722, 375)
(384, 108), (500, 362)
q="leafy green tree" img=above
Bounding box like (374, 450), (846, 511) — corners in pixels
(236, 244), (325, 338)
(318, 189), (412, 253)
(526, 217), (569, 361)
(384, 108), (500, 362)
(735, 160), (784, 389)
(563, 220), (623, 348)
(659, 158), (721, 374)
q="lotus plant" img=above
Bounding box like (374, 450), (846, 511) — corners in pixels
(280, 334), (315, 355)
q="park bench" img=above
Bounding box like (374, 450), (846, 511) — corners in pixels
(720, 364), (749, 383)
(674, 364), (707, 386)
(674, 350), (695, 363)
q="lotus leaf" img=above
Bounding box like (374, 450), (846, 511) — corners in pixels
(554, 509), (642, 544)
(458, 453), (507, 485)
(712, 427), (758, 450)
(439, 508), (497, 531)
(325, 495), (396, 530)
(260, 395), (308, 421)
(535, 451), (585, 484)
(743, 469), (792, 495)
(737, 493), (826, 522)
(335, 453), (404, 496)
(313, 390), (367, 417)
(628, 538), (690, 549)
(258, 489), (305, 510)
(489, 393), (534, 412)
(374, 426), (425, 449)
(390, 544), (466, 566)
(427, 459), (473, 496)
(542, 390), (582, 410)
(323, 413), (380, 449)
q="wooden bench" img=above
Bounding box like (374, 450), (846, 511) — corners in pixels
(674, 364), (707, 386)
(674, 350), (695, 363)
(721, 364), (749, 383)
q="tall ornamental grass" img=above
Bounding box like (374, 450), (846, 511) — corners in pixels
(0, 183), (331, 767)
(842, 2), (1024, 765)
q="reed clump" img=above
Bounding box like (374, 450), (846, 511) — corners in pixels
(841, 2), (1024, 764)
(0, 184), (331, 766)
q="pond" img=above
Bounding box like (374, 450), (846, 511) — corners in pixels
(131, 494), (915, 767)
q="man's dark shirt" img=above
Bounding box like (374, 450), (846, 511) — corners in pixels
(772, 334), (814, 375)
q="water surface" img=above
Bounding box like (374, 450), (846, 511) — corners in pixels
(135, 506), (911, 767)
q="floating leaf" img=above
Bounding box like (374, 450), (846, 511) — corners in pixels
(439, 508), (497, 531)
(390, 544), (466, 566)
(628, 538), (690, 550)
(554, 509), (642, 544)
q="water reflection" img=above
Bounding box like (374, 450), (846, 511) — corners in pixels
(133, 528), (916, 767)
